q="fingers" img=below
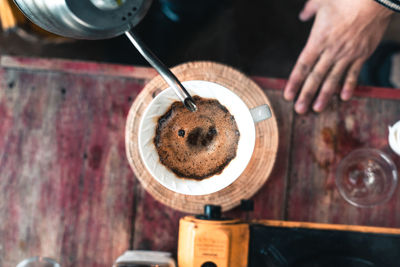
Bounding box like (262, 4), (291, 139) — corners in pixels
(286, 50), (364, 114)
(310, 58), (364, 112)
(341, 59), (364, 101)
(284, 47), (320, 102)
(294, 52), (333, 114)
(312, 59), (349, 112)
(299, 0), (319, 21)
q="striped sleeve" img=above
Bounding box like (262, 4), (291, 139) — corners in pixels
(375, 0), (400, 11)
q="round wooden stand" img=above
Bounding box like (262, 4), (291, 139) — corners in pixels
(125, 61), (279, 213)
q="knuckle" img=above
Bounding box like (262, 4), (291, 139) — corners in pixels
(309, 71), (323, 83)
(326, 45), (341, 57)
(298, 62), (312, 76)
(338, 44), (368, 61)
(290, 71), (304, 83)
(359, 41), (373, 56)
(287, 76), (304, 92)
(347, 69), (360, 81)
(350, 68), (360, 77)
(327, 73), (342, 83)
(354, 46), (371, 59)
(345, 68), (361, 84)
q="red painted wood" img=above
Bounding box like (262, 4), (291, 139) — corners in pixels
(253, 76), (400, 100)
(5, 56), (400, 100)
(2, 56), (400, 266)
(0, 64), (147, 266)
(132, 188), (184, 257)
(286, 96), (400, 227)
(1, 55), (158, 80)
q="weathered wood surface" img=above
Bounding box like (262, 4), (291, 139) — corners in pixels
(0, 57), (150, 266)
(1, 56), (400, 266)
(286, 96), (400, 227)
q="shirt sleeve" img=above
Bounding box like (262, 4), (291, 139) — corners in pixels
(375, 0), (400, 11)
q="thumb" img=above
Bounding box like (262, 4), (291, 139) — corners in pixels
(299, 0), (318, 21)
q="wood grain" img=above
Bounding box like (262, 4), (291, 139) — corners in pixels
(286, 96), (400, 227)
(2, 56), (400, 266)
(1, 56), (158, 80)
(0, 65), (148, 266)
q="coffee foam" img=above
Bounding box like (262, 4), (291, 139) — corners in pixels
(154, 96), (240, 180)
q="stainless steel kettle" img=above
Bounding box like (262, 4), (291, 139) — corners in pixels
(12, 0), (152, 39)
(13, 0), (197, 111)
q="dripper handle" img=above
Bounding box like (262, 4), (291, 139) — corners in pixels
(250, 104), (272, 123)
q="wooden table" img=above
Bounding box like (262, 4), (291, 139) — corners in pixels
(1, 56), (399, 266)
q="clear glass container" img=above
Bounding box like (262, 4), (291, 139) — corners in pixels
(336, 148), (398, 207)
(16, 256), (61, 267)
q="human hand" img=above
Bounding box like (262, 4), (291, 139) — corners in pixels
(284, 0), (393, 114)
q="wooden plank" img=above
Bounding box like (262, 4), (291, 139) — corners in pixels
(286, 96), (400, 227)
(3, 56), (400, 265)
(4, 56), (400, 100)
(253, 76), (400, 100)
(1, 56), (158, 80)
(132, 188), (184, 255)
(0, 67), (147, 266)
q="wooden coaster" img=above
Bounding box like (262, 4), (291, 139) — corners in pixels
(125, 61), (279, 213)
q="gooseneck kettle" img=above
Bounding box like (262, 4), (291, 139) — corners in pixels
(13, 0), (197, 111)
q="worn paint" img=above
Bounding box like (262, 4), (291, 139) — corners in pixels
(1, 57), (400, 267)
